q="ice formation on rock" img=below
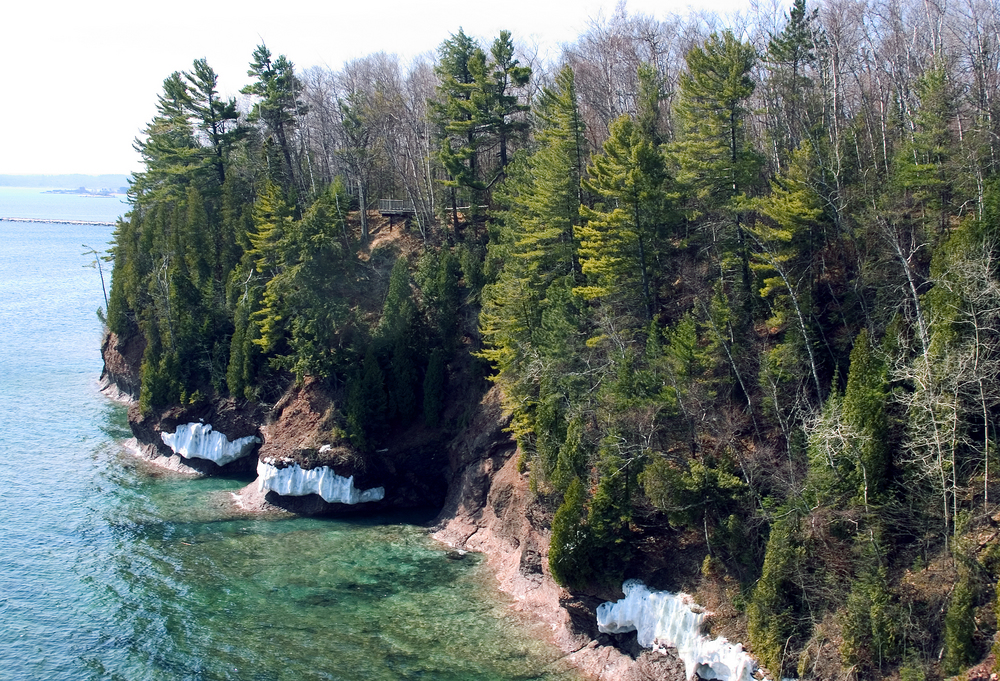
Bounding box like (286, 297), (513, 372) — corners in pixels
(256, 460), (385, 504)
(160, 423), (260, 466)
(597, 579), (761, 681)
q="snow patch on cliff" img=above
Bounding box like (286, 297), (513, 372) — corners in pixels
(256, 460), (385, 504)
(597, 580), (760, 681)
(160, 423), (260, 466)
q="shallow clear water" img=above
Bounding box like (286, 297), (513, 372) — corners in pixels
(0, 188), (580, 681)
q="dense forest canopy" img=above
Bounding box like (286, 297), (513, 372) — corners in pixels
(106, 0), (1000, 677)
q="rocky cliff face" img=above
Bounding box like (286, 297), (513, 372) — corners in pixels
(99, 331), (144, 402)
(127, 398), (266, 475)
(101, 331), (257, 474)
(232, 376), (450, 514)
(102, 333), (449, 511)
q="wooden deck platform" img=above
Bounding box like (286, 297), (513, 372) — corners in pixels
(378, 199), (415, 216)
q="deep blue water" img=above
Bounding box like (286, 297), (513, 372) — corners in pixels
(0, 187), (579, 680)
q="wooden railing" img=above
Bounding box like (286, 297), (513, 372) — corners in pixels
(378, 199), (416, 214)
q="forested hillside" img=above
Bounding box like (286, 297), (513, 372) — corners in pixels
(106, 1), (1000, 678)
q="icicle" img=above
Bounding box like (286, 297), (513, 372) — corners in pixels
(597, 580), (762, 681)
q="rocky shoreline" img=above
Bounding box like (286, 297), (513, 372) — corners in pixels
(100, 330), (692, 681)
(427, 387), (687, 681)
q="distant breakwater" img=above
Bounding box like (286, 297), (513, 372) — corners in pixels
(1, 217), (115, 226)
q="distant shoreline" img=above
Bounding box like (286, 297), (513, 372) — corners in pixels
(1, 217), (115, 226)
(0, 173), (129, 190)
(43, 189), (125, 198)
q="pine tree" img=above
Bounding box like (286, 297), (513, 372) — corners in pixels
(748, 514), (804, 677)
(765, 0), (820, 162)
(432, 28), (485, 226)
(423, 348), (447, 428)
(894, 62), (960, 233)
(435, 249), (462, 344)
(259, 181), (353, 380)
(480, 64), (589, 476)
(183, 185), (213, 291)
(548, 477), (593, 588)
(480, 65), (586, 388)
(943, 566), (976, 674)
(578, 114), (677, 321)
(642, 454), (746, 554)
(130, 72), (202, 203)
(242, 44), (306, 200)
(347, 345), (388, 450)
(432, 29), (532, 206)
(380, 257), (422, 422)
(673, 32), (763, 303)
(636, 63), (667, 146)
(248, 181), (293, 356)
(841, 329), (890, 503)
(184, 58), (244, 188)
(480, 31), (531, 171)
(747, 144), (827, 401)
(552, 415), (589, 493)
(674, 32), (761, 211)
(841, 563), (901, 674)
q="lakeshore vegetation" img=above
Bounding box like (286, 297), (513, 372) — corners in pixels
(106, 1), (1000, 678)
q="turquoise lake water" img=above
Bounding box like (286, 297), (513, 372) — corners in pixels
(0, 187), (580, 680)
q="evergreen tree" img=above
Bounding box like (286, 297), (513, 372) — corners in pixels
(673, 32), (763, 302)
(184, 58), (244, 187)
(248, 180), (294, 357)
(642, 454), (746, 554)
(480, 31), (531, 170)
(552, 414), (589, 493)
(480, 64), (586, 417)
(840, 564), (901, 675)
(432, 29), (532, 205)
(636, 63), (667, 146)
(130, 72), (202, 203)
(242, 44), (306, 200)
(578, 114), (677, 321)
(479, 64), (591, 490)
(943, 566), (976, 674)
(183, 185), (213, 291)
(674, 32), (761, 211)
(894, 62), (961, 233)
(435, 249), (462, 345)
(255, 181), (353, 381)
(380, 257), (422, 422)
(747, 144), (828, 401)
(423, 348), (447, 428)
(841, 329), (890, 503)
(548, 477), (593, 588)
(348, 345), (388, 450)
(432, 28), (485, 225)
(748, 514), (805, 677)
(765, 0), (820, 162)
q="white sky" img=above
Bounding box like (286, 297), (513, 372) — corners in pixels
(3, 0), (749, 176)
